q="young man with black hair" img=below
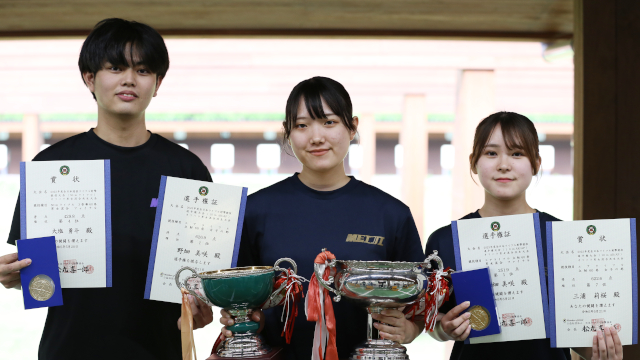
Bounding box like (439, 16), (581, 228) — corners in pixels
(0, 18), (213, 359)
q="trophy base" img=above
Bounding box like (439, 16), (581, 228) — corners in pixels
(207, 347), (283, 360)
(208, 332), (283, 359)
(350, 339), (409, 360)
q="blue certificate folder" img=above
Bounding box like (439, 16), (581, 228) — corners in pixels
(451, 268), (501, 340)
(17, 236), (63, 309)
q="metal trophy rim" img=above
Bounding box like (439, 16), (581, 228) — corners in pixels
(198, 266), (274, 279)
(313, 250), (445, 301)
(174, 257), (298, 307)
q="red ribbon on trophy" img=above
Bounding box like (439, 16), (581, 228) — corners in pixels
(264, 268), (306, 343)
(403, 266), (451, 332)
(306, 251), (339, 360)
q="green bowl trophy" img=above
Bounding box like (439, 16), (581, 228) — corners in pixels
(175, 258), (298, 359)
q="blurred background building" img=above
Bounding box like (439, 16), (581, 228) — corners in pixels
(0, 38), (577, 236)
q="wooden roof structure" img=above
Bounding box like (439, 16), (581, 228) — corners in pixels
(0, 0), (572, 40)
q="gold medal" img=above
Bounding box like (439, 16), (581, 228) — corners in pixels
(468, 305), (490, 331)
(29, 274), (55, 301)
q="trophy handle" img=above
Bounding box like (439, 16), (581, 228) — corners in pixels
(268, 257), (297, 300)
(424, 250), (445, 272)
(174, 266), (213, 306)
(313, 259), (345, 302)
(274, 257), (297, 275)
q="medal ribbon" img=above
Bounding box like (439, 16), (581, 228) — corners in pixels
(305, 250), (338, 360)
(180, 288), (197, 360)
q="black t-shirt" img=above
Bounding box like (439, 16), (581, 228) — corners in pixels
(238, 174), (425, 360)
(425, 210), (570, 360)
(7, 129), (212, 360)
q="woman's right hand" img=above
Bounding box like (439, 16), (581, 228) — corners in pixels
(219, 309), (265, 339)
(440, 301), (472, 341)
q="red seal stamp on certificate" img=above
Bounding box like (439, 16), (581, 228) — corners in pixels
(84, 265), (94, 274)
(63, 259), (77, 273)
(522, 317), (533, 327)
(502, 313), (516, 327)
(614, 323), (622, 332)
(591, 318), (606, 331)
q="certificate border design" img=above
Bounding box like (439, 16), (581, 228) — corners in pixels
(546, 221), (558, 347)
(20, 162), (26, 239)
(20, 160), (112, 287)
(230, 187), (248, 268)
(144, 175), (167, 300)
(548, 219), (639, 347)
(631, 218), (638, 344)
(143, 177), (248, 300)
(104, 160), (112, 288)
(452, 213), (549, 343)
(451, 220), (461, 271)
(533, 212), (550, 339)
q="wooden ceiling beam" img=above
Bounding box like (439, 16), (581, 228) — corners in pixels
(0, 28), (572, 41)
(0, 0), (573, 40)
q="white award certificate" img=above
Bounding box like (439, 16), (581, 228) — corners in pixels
(547, 219), (638, 347)
(20, 160), (112, 288)
(144, 176), (248, 304)
(452, 213), (549, 344)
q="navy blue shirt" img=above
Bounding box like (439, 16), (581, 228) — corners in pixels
(425, 210), (570, 360)
(8, 129), (212, 360)
(238, 174), (425, 360)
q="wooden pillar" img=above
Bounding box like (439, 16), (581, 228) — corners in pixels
(21, 114), (42, 161)
(358, 113), (376, 184)
(574, 0), (640, 357)
(400, 94), (427, 240)
(451, 70), (495, 219)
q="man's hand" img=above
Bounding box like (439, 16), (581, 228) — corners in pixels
(0, 253), (31, 289)
(371, 309), (423, 344)
(219, 309), (264, 339)
(440, 301), (472, 341)
(591, 326), (623, 360)
(176, 295), (214, 330)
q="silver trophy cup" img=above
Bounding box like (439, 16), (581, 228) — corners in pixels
(314, 250), (447, 360)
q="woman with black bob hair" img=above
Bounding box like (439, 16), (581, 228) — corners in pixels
(219, 76), (426, 359)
